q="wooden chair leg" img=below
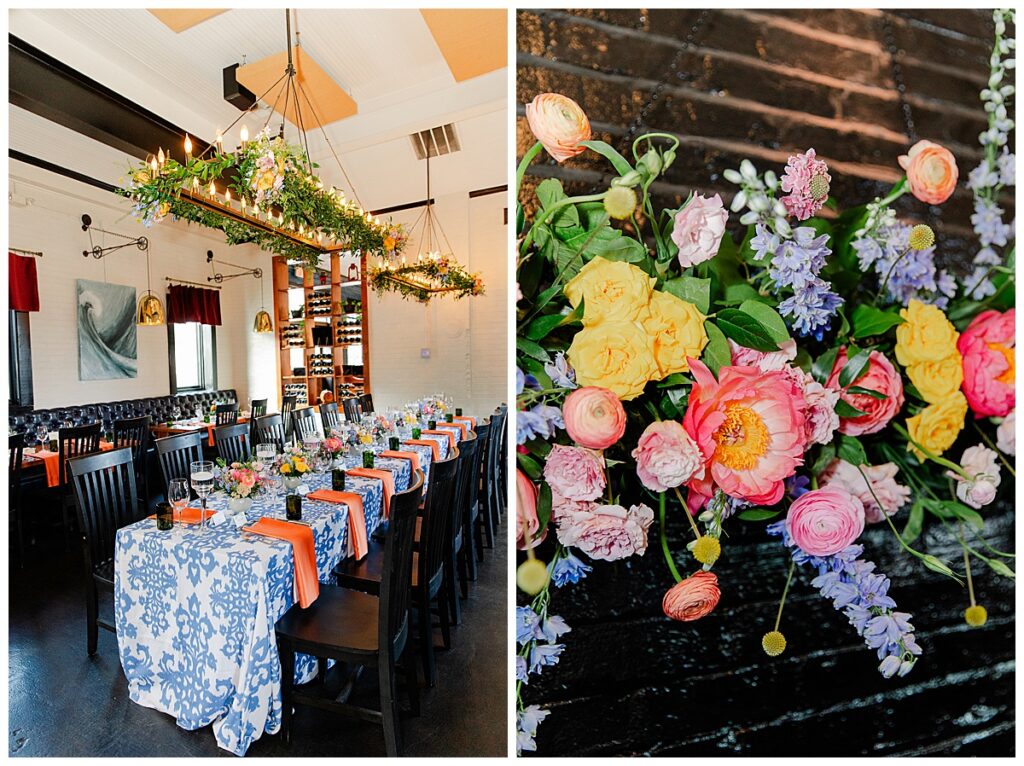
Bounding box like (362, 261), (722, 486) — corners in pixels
(457, 550), (470, 600)
(86, 581), (98, 656)
(446, 555), (461, 626)
(380, 661), (402, 757)
(418, 593), (436, 688)
(403, 647), (420, 718)
(438, 583), (452, 651)
(279, 640), (295, 744)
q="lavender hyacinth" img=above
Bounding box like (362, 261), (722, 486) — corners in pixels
(767, 520), (922, 678)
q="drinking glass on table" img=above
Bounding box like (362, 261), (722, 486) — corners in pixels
(171, 405), (182, 422)
(256, 442), (277, 465)
(167, 478), (190, 528)
(189, 461), (214, 530)
(34, 424), (48, 449)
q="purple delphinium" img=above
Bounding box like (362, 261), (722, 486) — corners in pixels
(517, 404), (564, 445)
(550, 550), (592, 587)
(852, 221), (955, 308)
(545, 351), (578, 389)
(517, 705), (550, 755)
(767, 520), (921, 678)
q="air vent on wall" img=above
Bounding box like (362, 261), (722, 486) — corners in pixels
(410, 123), (461, 160)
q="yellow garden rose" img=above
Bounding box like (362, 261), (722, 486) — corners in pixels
(906, 391), (968, 459)
(643, 290), (708, 377)
(906, 354), (964, 404)
(895, 299), (959, 366)
(254, 170), (277, 192)
(564, 257), (655, 327)
(567, 320), (659, 401)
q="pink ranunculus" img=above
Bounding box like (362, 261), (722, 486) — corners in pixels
(662, 571), (721, 622)
(516, 469), (544, 550)
(524, 93), (592, 163)
(958, 309), (1015, 418)
(683, 359), (806, 507)
(787, 487), (866, 556)
(671, 193), (729, 268)
(997, 410), (1015, 456)
(631, 421), (704, 492)
(555, 503), (654, 561)
(819, 459), (911, 524)
(949, 444), (1001, 509)
(779, 148), (831, 220)
(543, 444), (606, 502)
(898, 140), (958, 205)
(826, 347), (905, 436)
(728, 338), (797, 371)
(562, 386), (627, 449)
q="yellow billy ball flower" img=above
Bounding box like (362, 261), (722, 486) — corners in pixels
(517, 558), (549, 595)
(908, 224), (935, 251)
(762, 630), (787, 657)
(603, 185), (638, 220)
(964, 604), (988, 627)
(693, 535), (721, 566)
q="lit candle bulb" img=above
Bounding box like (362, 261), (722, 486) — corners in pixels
(239, 124), (249, 150)
(240, 198), (246, 214)
(184, 134), (193, 162)
(224, 187), (232, 205)
(215, 130), (224, 153)
(157, 147), (165, 167)
(149, 156), (159, 179)
(209, 181), (216, 196)
(191, 177), (199, 192)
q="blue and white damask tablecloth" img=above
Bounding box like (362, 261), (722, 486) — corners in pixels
(113, 455), (413, 755)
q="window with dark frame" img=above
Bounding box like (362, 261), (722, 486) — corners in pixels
(9, 310), (34, 410)
(168, 321), (217, 394)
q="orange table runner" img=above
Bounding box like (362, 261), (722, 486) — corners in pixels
(346, 468), (395, 518)
(422, 429), (456, 454)
(307, 489), (369, 560)
(453, 415), (477, 430)
(404, 439), (441, 461)
(439, 421), (468, 439)
(30, 441), (114, 488)
(381, 450), (422, 474)
(241, 517), (320, 608)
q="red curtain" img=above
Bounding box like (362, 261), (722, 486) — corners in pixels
(9, 252), (40, 312)
(167, 284), (221, 325)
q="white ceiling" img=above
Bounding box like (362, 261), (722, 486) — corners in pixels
(8, 8), (507, 211)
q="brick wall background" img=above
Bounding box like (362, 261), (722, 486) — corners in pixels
(516, 9), (1014, 756)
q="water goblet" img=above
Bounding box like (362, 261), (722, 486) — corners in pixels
(189, 461), (214, 530)
(167, 478), (190, 529)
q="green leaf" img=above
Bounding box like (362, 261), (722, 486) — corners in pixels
(701, 321), (732, 377)
(523, 312), (567, 341)
(834, 399), (867, 418)
(738, 300), (791, 345)
(838, 347), (872, 388)
(578, 140), (634, 177)
(517, 337), (551, 363)
(535, 481), (553, 536)
(656, 373), (691, 389)
(851, 304), (904, 339)
(812, 347), (840, 384)
(837, 435), (867, 466)
(720, 282), (761, 307)
(987, 559), (1016, 579)
(662, 276), (711, 314)
(810, 444), (837, 476)
(901, 499), (925, 544)
(738, 508), (782, 521)
(560, 223), (646, 264)
(716, 308), (778, 352)
(923, 499), (984, 532)
(516, 452), (542, 480)
(519, 356), (553, 390)
(847, 385), (886, 400)
(536, 178), (568, 211)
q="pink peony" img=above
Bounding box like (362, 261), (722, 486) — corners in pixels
(802, 378), (841, 447)
(555, 503), (654, 561)
(787, 487), (865, 556)
(543, 444), (606, 502)
(780, 148), (831, 220)
(516, 469), (544, 550)
(631, 420), (704, 492)
(958, 309), (1015, 418)
(550, 490), (595, 522)
(683, 359), (806, 507)
(671, 193), (728, 268)
(562, 386), (627, 449)
(826, 347), (904, 436)
(662, 571), (721, 622)
(819, 459), (911, 524)
(949, 444), (1001, 509)
(997, 410), (1015, 456)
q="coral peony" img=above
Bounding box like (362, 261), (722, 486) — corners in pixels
(958, 309), (1015, 417)
(524, 93), (591, 163)
(826, 347), (905, 436)
(787, 487), (866, 556)
(631, 420), (705, 492)
(555, 503), (654, 561)
(819, 459), (911, 524)
(996, 410), (1015, 456)
(898, 140), (958, 205)
(662, 571), (721, 622)
(683, 359), (806, 506)
(780, 148), (831, 220)
(516, 469), (544, 550)
(671, 193), (728, 268)
(729, 338), (797, 371)
(562, 386), (626, 450)
(543, 444), (606, 502)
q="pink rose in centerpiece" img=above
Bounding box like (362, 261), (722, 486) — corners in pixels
(671, 193), (728, 268)
(958, 309), (1015, 418)
(662, 571), (721, 622)
(516, 469), (544, 550)
(555, 502), (654, 561)
(562, 386), (626, 450)
(949, 444), (1001, 509)
(543, 444), (606, 501)
(818, 458), (911, 524)
(787, 487), (866, 556)
(631, 420), (704, 492)
(826, 347), (904, 436)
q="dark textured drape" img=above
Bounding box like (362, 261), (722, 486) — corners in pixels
(166, 284), (221, 325)
(9, 252), (40, 312)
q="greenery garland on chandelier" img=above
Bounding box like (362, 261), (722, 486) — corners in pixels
(368, 255), (484, 304)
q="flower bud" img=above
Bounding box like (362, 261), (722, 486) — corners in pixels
(762, 630), (786, 657)
(604, 186), (638, 221)
(965, 604), (988, 627)
(517, 558), (549, 595)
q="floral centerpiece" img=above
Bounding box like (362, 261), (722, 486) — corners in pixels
(214, 458), (274, 512)
(278, 446), (313, 489)
(322, 436), (345, 463)
(514, 12), (1015, 753)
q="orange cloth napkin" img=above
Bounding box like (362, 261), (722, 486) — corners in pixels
(147, 507), (218, 525)
(453, 415), (477, 430)
(404, 439), (440, 461)
(422, 429), (456, 454)
(32, 441), (114, 488)
(381, 450), (422, 474)
(206, 425), (215, 447)
(242, 517), (320, 608)
(346, 467), (396, 518)
(307, 489), (369, 560)
(439, 421), (468, 439)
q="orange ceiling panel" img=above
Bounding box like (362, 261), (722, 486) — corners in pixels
(420, 9), (507, 82)
(148, 9), (226, 33)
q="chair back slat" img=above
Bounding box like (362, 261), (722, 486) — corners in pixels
(250, 398), (268, 418)
(418, 451), (459, 595)
(154, 431), (204, 489)
(342, 397), (361, 422)
(379, 470), (424, 659)
(68, 447), (139, 573)
(320, 402), (341, 434)
(452, 435), (478, 547)
(214, 423), (251, 464)
(359, 393), (374, 414)
(292, 407), (320, 441)
(58, 423), (102, 489)
(281, 395), (297, 440)
(113, 415), (151, 469)
(252, 414), (287, 453)
(215, 403), (239, 426)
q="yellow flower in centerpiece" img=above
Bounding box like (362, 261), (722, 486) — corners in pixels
(895, 299), (959, 366)
(567, 320), (658, 401)
(642, 290), (708, 377)
(564, 257), (655, 327)
(383, 236), (396, 251)
(255, 170), (276, 192)
(360, 433), (373, 445)
(906, 391), (968, 459)
(280, 463), (292, 475)
(293, 458), (309, 473)
(906, 355), (964, 404)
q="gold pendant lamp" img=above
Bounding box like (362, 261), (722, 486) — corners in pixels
(254, 269), (274, 333)
(137, 241), (165, 326)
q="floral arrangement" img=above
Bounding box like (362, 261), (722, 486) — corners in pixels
(322, 436), (345, 459)
(514, 14), (1015, 752)
(277, 446), (313, 477)
(121, 127), (401, 268)
(213, 458), (274, 499)
(368, 253), (484, 304)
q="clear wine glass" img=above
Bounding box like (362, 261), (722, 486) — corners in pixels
(189, 460), (214, 530)
(34, 423), (48, 449)
(167, 478), (190, 528)
(171, 405), (182, 422)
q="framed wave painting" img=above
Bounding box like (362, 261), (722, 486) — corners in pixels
(76, 279), (138, 380)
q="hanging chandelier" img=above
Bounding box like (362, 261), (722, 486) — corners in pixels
(121, 10), (404, 270)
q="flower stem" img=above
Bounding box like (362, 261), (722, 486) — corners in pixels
(515, 141), (544, 198)
(774, 560), (796, 631)
(972, 420), (1016, 477)
(519, 192), (608, 256)
(659, 492), (683, 583)
(891, 423), (972, 480)
(873, 246), (912, 305)
(672, 486), (703, 540)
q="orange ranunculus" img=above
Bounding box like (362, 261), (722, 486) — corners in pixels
(662, 571), (721, 622)
(898, 140), (958, 205)
(524, 93), (591, 163)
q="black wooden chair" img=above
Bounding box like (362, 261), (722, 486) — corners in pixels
(457, 431), (485, 578)
(9, 433), (26, 566)
(320, 402), (341, 435)
(57, 423), (102, 550)
(473, 422), (494, 555)
(496, 406), (508, 519)
(448, 436), (479, 623)
(276, 470), (424, 756)
(250, 398), (268, 418)
(481, 409), (505, 535)
(214, 423), (251, 464)
(215, 403), (239, 426)
(67, 447), (141, 655)
(281, 395), (297, 442)
(154, 431), (204, 491)
(252, 414), (287, 453)
(359, 393), (375, 414)
(292, 407), (320, 442)
(336, 452), (460, 687)
(113, 415), (151, 506)
(342, 397), (361, 422)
